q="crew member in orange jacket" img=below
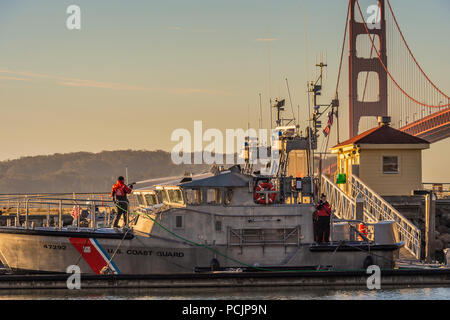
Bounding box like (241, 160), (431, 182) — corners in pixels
(111, 176), (133, 228)
(315, 193), (332, 243)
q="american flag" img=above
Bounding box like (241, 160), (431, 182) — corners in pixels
(323, 110), (334, 137)
(71, 205), (80, 219)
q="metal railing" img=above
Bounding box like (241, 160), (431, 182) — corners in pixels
(422, 183), (450, 199)
(348, 175), (421, 260)
(0, 194), (121, 230)
(321, 175), (356, 220)
(0, 193), (111, 212)
(320, 175), (377, 242)
(228, 226), (302, 247)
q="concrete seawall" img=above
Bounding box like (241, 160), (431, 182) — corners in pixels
(384, 196), (450, 262)
(0, 269), (448, 290)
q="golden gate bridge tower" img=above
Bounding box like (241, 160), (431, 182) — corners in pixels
(341, 0), (450, 141)
(349, 0), (388, 137)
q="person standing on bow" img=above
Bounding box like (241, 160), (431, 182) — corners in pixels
(315, 194), (332, 243)
(110, 176), (133, 228)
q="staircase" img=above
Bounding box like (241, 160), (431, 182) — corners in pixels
(321, 175), (357, 221)
(321, 174), (421, 260)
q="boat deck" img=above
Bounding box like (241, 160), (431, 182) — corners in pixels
(0, 226), (133, 239)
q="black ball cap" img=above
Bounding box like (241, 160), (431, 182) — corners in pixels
(118, 176), (125, 181)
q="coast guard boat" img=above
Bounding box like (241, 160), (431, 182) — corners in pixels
(0, 128), (403, 275)
(0, 65), (404, 275)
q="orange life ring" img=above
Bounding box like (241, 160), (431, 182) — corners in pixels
(254, 182), (276, 205)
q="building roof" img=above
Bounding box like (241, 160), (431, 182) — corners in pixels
(179, 171), (250, 188)
(332, 124), (430, 149)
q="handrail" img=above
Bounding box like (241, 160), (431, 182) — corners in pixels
(0, 192), (109, 197)
(0, 193), (111, 206)
(349, 175), (419, 231)
(321, 175), (374, 242)
(321, 175), (356, 220)
(12, 197), (118, 230)
(348, 175), (421, 260)
(422, 183), (450, 199)
(18, 197), (115, 203)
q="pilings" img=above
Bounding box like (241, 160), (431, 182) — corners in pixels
(384, 196), (450, 263)
(425, 193), (436, 263)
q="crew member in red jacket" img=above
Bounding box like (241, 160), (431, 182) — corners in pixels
(111, 176), (133, 228)
(315, 193), (332, 243)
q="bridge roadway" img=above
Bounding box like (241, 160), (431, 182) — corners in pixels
(400, 108), (450, 143)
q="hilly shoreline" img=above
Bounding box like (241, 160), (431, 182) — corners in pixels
(0, 150), (209, 193)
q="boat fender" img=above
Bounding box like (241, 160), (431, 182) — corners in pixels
(363, 255), (374, 269)
(210, 258), (220, 271)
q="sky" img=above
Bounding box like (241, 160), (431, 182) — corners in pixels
(0, 0), (449, 182)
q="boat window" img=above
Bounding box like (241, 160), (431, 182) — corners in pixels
(168, 189), (175, 202)
(168, 189), (184, 204)
(184, 189), (193, 204)
(224, 188), (233, 205)
(144, 193), (158, 206)
(194, 189), (203, 204)
(175, 215), (183, 229)
(136, 194), (145, 206)
(159, 190), (169, 203)
(184, 189), (202, 205)
(383, 156), (399, 174)
(206, 188), (222, 205)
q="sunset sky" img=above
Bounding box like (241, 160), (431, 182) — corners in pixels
(0, 0), (449, 182)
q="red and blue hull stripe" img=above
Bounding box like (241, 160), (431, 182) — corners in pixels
(69, 237), (121, 274)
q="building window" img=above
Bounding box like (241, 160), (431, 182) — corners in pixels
(175, 215), (183, 229)
(215, 220), (222, 232)
(383, 156), (399, 174)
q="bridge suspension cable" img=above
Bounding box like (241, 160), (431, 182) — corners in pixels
(386, 0), (450, 101)
(334, 0), (350, 100)
(355, 0), (450, 109)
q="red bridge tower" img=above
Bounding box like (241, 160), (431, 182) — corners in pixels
(349, 0), (388, 137)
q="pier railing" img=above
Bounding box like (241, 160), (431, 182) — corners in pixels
(348, 175), (421, 260)
(422, 183), (450, 199)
